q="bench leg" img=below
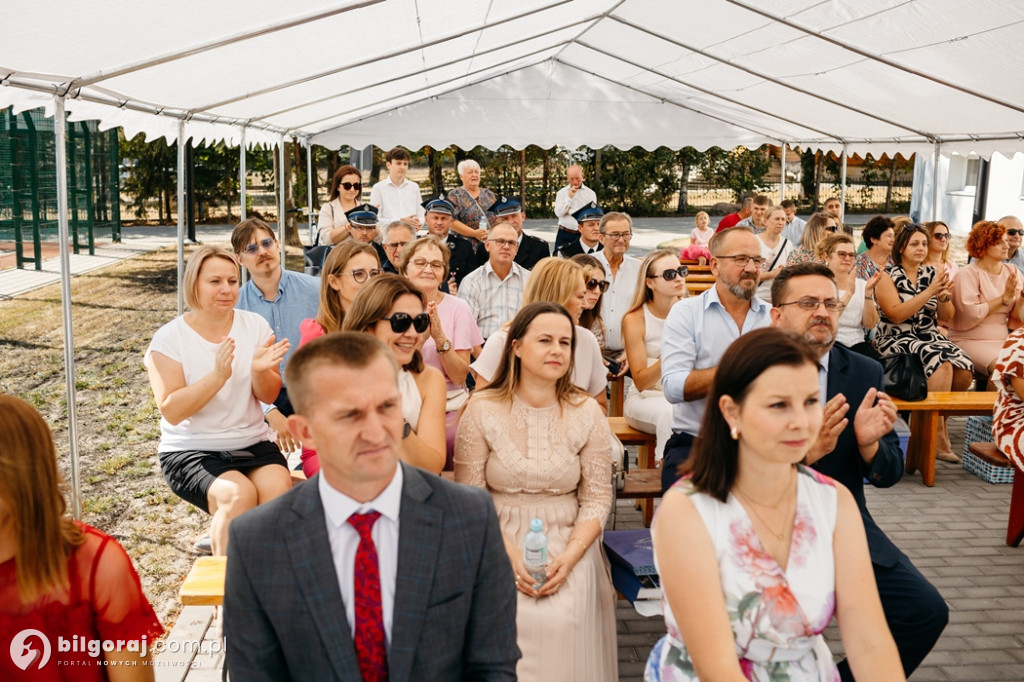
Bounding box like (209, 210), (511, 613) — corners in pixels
(905, 412), (938, 486)
(1008, 466), (1024, 547)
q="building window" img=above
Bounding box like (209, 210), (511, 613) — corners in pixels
(948, 154), (980, 193)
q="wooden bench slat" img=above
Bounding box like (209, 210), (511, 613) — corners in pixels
(179, 556), (227, 606)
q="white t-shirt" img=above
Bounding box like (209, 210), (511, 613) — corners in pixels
(471, 325), (607, 396)
(146, 310), (272, 452)
(836, 278), (868, 348)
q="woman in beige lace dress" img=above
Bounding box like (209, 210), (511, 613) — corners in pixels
(455, 301), (617, 681)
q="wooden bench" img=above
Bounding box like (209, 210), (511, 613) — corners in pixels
(608, 417), (660, 526)
(180, 556), (227, 606)
(608, 416), (657, 469)
(893, 391), (996, 486)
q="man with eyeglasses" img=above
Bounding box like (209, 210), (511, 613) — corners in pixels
(346, 203), (389, 266)
(231, 217), (320, 455)
(595, 212), (642, 367)
(770, 262), (947, 681)
(422, 194), (485, 288)
(490, 196), (550, 270)
(457, 222), (529, 340)
(998, 215), (1024, 275)
(557, 203), (604, 258)
(381, 220), (415, 274)
(661, 226), (772, 492)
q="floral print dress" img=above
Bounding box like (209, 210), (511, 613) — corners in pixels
(993, 327), (1024, 469)
(646, 466), (840, 682)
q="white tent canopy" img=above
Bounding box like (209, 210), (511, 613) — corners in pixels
(4, 0), (1024, 157)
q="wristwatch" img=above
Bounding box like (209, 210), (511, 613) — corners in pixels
(403, 420), (412, 439)
(437, 339), (452, 354)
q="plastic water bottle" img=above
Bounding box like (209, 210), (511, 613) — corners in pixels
(523, 518), (549, 587)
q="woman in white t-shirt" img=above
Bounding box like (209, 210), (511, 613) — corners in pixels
(145, 246), (293, 555)
(819, 233), (881, 360)
(755, 206), (794, 301)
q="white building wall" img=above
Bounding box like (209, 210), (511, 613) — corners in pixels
(912, 151), (1024, 236)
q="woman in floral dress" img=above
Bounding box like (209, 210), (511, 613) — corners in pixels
(646, 328), (903, 682)
(993, 325), (1024, 468)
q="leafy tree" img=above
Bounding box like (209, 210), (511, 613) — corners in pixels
(698, 145), (771, 201)
(119, 132), (175, 222)
(676, 146), (704, 214)
(592, 146), (679, 214)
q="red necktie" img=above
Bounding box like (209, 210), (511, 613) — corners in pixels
(348, 511), (388, 682)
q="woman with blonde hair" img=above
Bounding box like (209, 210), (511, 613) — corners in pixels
(298, 240), (381, 344)
(622, 249), (687, 460)
(341, 274), (447, 473)
(455, 302), (617, 681)
(0, 395), (164, 680)
(571, 253), (610, 348)
(471, 257), (607, 407)
(923, 221), (959, 280)
(755, 206), (794, 300)
(145, 246), (293, 555)
(786, 211), (839, 266)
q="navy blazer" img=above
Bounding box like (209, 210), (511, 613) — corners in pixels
(224, 463), (520, 681)
(556, 239), (602, 259)
(514, 233), (551, 270)
(813, 344), (904, 568)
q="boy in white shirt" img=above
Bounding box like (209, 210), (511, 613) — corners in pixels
(369, 147), (426, 229)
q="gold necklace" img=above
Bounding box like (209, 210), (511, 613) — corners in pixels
(735, 470), (797, 542)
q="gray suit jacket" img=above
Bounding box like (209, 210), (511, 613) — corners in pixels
(224, 463), (520, 681)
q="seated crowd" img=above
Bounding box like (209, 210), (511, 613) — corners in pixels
(10, 153), (1024, 680)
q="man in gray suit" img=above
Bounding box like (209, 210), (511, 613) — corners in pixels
(224, 333), (520, 681)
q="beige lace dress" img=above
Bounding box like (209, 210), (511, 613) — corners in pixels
(454, 394), (618, 681)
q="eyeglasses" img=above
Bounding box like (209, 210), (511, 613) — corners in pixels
(775, 297), (846, 312)
(932, 232), (950, 240)
(340, 268), (382, 283)
(409, 258), (446, 273)
(1006, 229), (1023, 236)
(586, 278), (610, 293)
(602, 232), (632, 241)
(242, 237), (275, 255)
(339, 182), (362, 191)
(650, 266), (689, 281)
(385, 240), (409, 250)
(834, 251), (857, 259)
(381, 312), (430, 334)
(489, 238), (518, 249)
(716, 254), (766, 268)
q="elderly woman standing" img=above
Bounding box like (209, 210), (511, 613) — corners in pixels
(948, 220), (1022, 379)
(447, 159), (497, 246)
(145, 246), (293, 555)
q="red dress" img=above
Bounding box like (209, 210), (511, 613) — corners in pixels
(0, 523), (163, 681)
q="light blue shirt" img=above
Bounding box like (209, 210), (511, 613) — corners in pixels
(237, 269), (321, 378)
(1007, 248), (1024, 276)
(783, 216), (806, 247)
(661, 286), (772, 435)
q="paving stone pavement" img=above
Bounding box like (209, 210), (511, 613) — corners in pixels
(614, 418), (1024, 681)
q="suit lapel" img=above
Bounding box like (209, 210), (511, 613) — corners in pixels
(388, 464), (443, 681)
(826, 346), (849, 400)
(284, 476), (363, 681)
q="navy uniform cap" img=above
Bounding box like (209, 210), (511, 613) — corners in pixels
(423, 194), (455, 216)
(488, 196), (523, 217)
(572, 201), (603, 224)
(345, 203), (379, 226)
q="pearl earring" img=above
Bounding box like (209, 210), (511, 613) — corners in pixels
(730, 426), (739, 440)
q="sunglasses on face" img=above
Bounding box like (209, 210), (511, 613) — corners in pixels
(1007, 229), (1023, 237)
(340, 182), (362, 191)
(651, 266), (689, 281)
(341, 268), (382, 283)
(824, 225), (839, 232)
(932, 232), (950, 240)
(382, 312), (430, 334)
(586, 278), (610, 293)
(243, 237), (275, 255)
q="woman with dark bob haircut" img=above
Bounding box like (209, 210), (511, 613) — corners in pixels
(855, 214), (896, 280)
(645, 328), (903, 682)
(947, 220), (1022, 382)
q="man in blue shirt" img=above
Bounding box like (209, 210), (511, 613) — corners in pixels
(660, 226), (772, 492)
(232, 218), (320, 452)
(998, 215), (1024, 275)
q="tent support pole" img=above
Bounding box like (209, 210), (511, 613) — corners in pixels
(779, 142), (787, 202)
(839, 146), (848, 224)
(177, 121), (186, 315)
(240, 127), (247, 222)
(306, 137), (314, 244)
(54, 96), (82, 520)
(278, 135), (286, 259)
(931, 143), (941, 222)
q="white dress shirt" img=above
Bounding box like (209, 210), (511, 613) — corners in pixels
(369, 176), (426, 226)
(319, 465), (403, 645)
(783, 216), (807, 246)
(553, 183), (598, 230)
(595, 251), (642, 351)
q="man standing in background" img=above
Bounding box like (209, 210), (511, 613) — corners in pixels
(553, 165), (598, 253)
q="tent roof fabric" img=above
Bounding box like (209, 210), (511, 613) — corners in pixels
(2, 0), (1023, 156)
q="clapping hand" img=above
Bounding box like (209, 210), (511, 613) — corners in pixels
(1002, 270), (1019, 307)
(854, 387), (898, 448)
(805, 394), (849, 465)
(214, 337), (235, 381)
(252, 335), (290, 373)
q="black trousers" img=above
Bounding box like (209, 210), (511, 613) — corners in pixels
(837, 549), (948, 680)
(661, 431), (697, 494)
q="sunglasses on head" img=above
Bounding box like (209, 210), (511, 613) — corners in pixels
(586, 278), (610, 293)
(651, 265), (689, 281)
(242, 237), (275, 255)
(382, 312), (430, 334)
(340, 181), (362, 191)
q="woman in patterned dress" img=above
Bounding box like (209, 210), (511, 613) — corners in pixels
(455, 302), (617, 682)
(874, 224), (973, 461)
(645, 328), (903, 681)
(993, 326), (1024, 468)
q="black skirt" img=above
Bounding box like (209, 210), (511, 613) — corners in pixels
(158, 440), (287, 513)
